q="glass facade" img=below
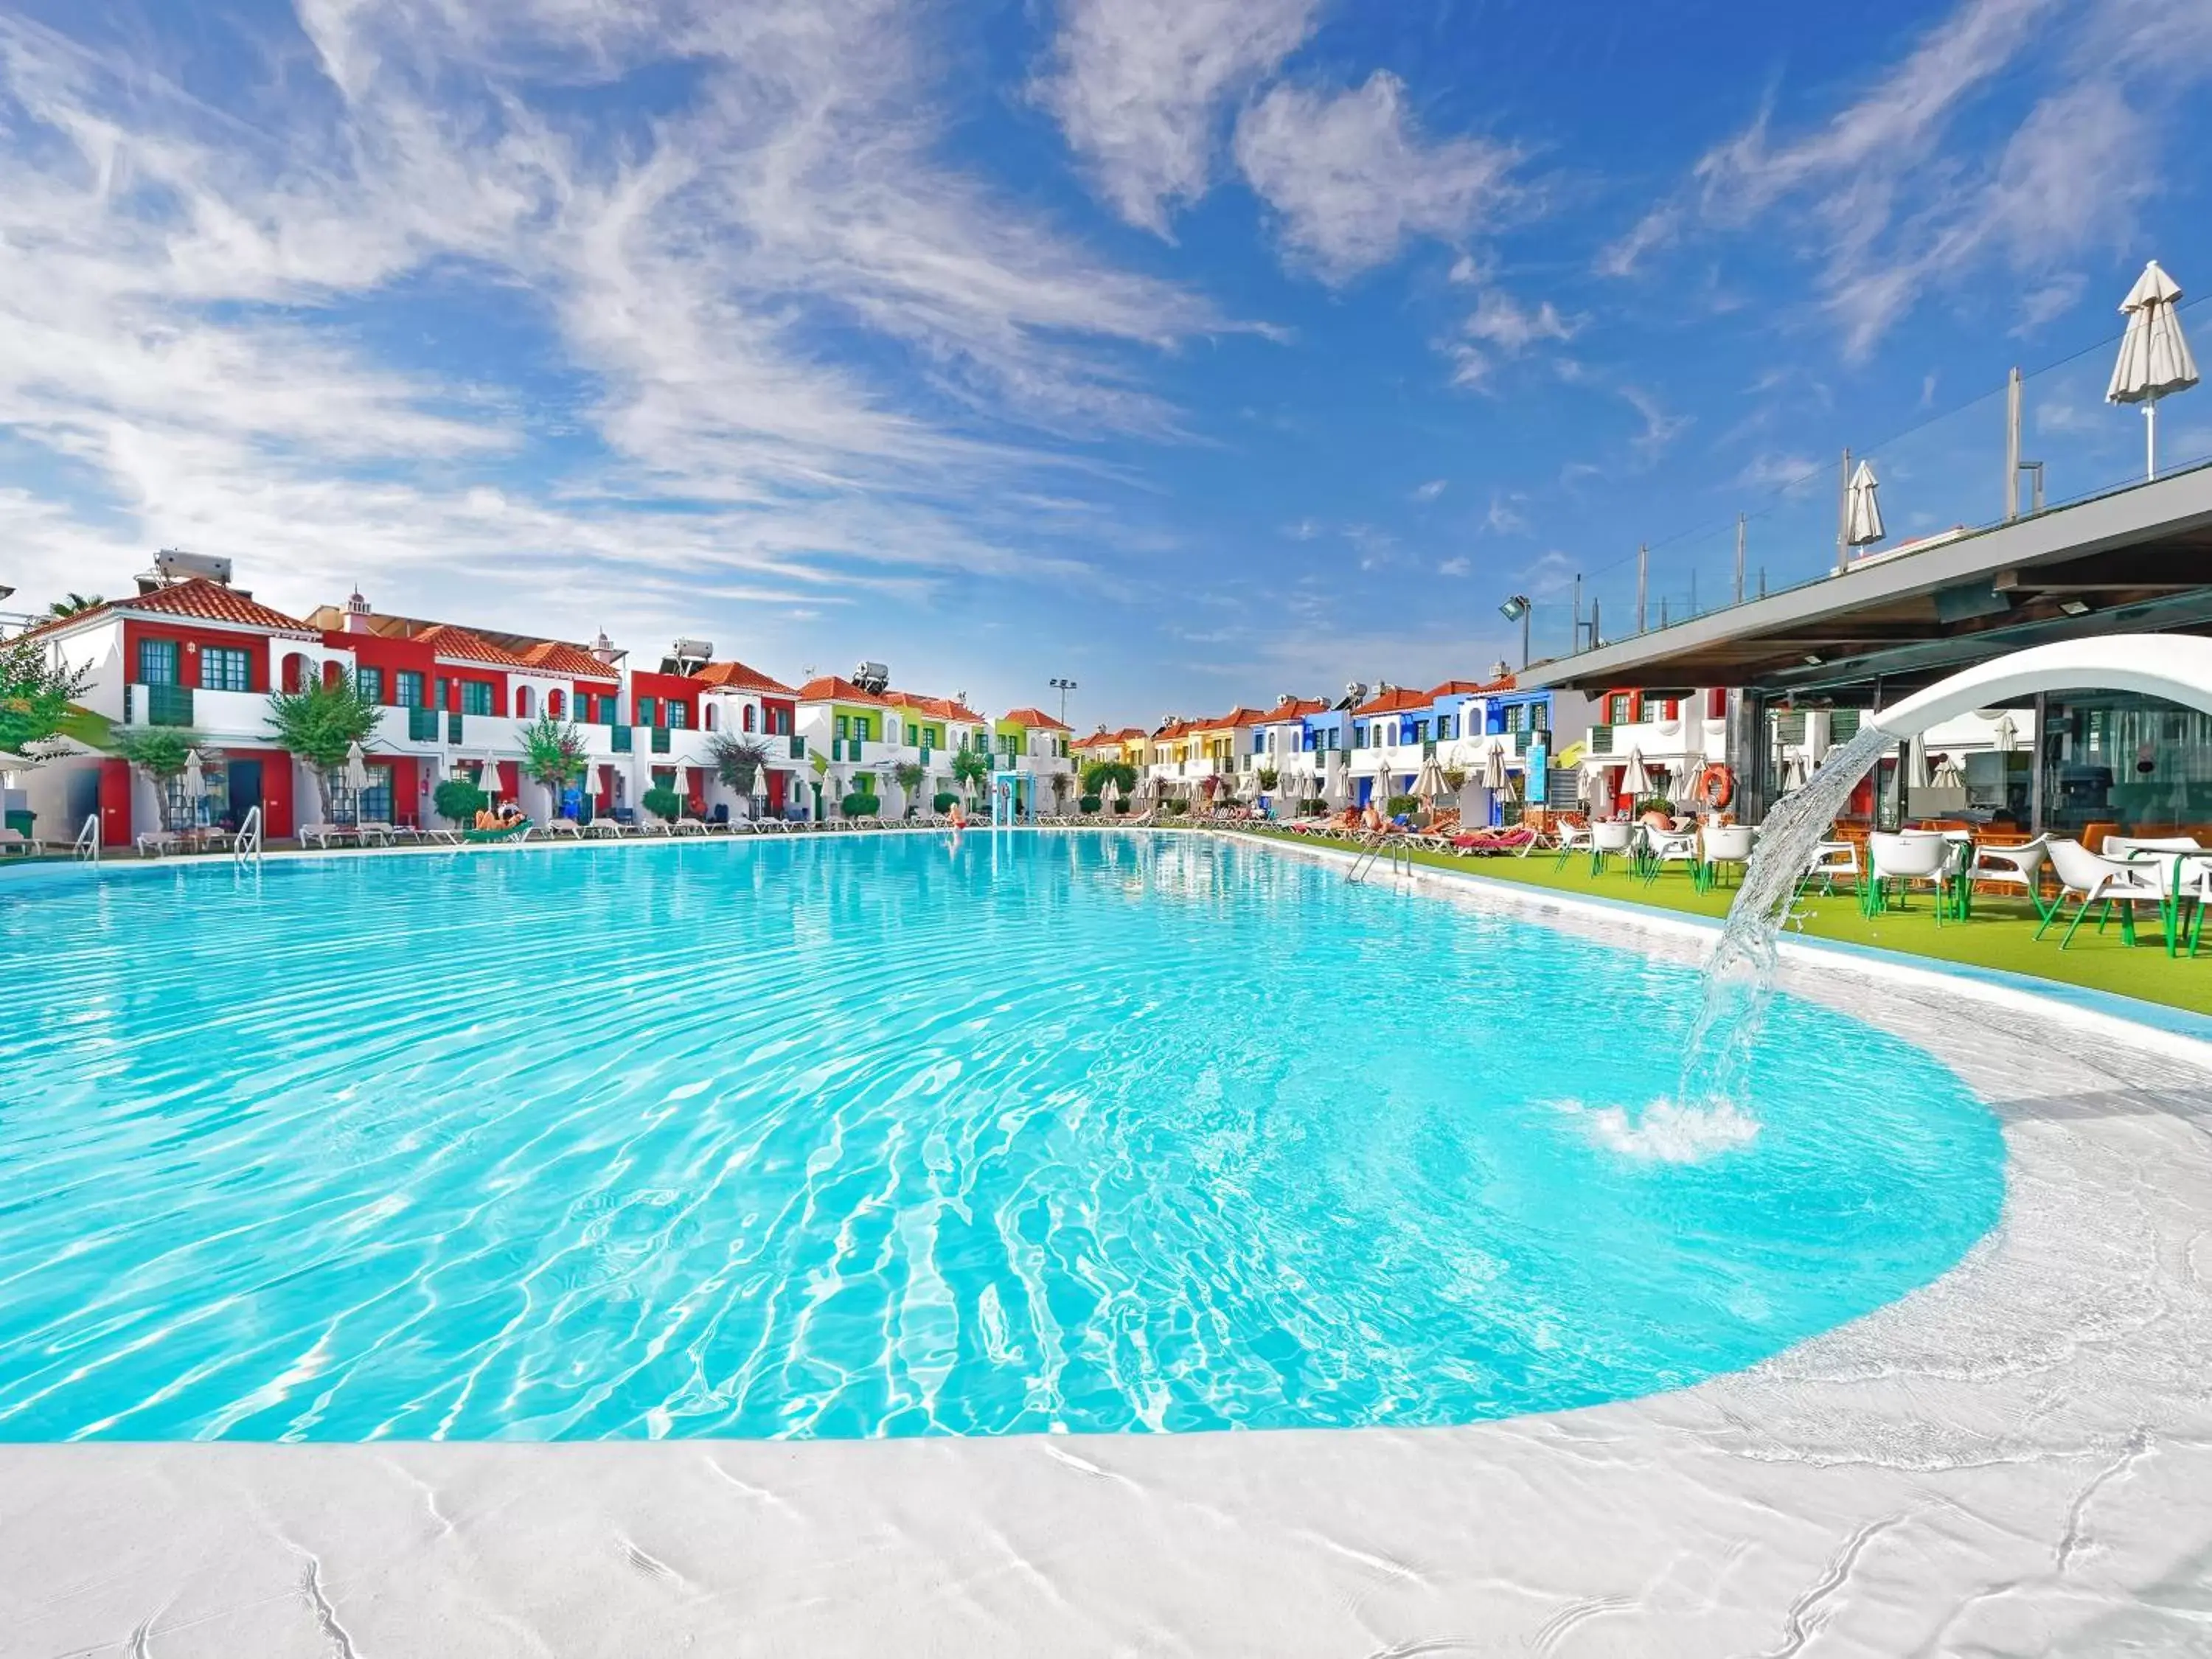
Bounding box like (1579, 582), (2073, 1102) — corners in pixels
(2039, 691), (2212, 841)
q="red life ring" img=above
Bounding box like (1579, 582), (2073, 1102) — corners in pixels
(1693, 762), (1735, 811)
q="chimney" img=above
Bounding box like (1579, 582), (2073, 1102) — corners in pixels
(591, 630), (620, 665)
(345, 589), (373, 633)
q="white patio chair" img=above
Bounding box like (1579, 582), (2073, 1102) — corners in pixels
(1963, 834), (2051, 919)
(1639, 824), (1701, 886)
(1550, 817), (1592, 869)
(1866, 830), (1957, 922)
(1588, 818), (1635, 875)
(543, 819), (585, 840)
(1701, 823), (1757, 891)
(2038, 838), (2168, 949)
(135, 830), (178, 858)
(0, 827), (50, 857)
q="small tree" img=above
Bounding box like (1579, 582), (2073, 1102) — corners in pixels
(641, 785), (685, 823)
(113, 726), (205, 830)
(265, 669), (383, 822)
(707, 732), (771, 796)
(1256, 768), (1280, 792)
(433, 776), (488, 827)
(952, 746), (990, 803)
(893, 760), (926, 815)
(1079, 758), (1136, 800)
(0, 638), (90, 757)
(519, 712), (590, 813)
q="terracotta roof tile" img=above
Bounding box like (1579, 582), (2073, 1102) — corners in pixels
(1429, 675), (1514, 696)
(520, 640), (622, 682)
(21, 577), (316, 642)
(414, 622), (529, 668)
(1350, 687), (1433, 717)
(796, 675), (888, 706)
(693, 658), (796, 696)
(886, 690), (984, 723)
(998, 706), (1071, 731)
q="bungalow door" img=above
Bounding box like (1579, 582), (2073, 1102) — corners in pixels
(223, 759), (262, 832)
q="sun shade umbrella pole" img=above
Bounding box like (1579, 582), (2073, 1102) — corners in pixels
(2107, 260), (2199, 481)
(1844, 460), (1885, 550)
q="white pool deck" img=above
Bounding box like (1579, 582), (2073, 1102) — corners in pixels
(7, 830), (2212, 1657)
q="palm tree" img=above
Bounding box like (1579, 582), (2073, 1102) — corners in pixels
(519, 712), (591, 816)
(46, 592), (103, 619)
(951, 747), (989, 804)
(265, 669), (383, 823)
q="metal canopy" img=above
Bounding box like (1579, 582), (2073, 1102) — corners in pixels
(1522, 463), (2212, 703)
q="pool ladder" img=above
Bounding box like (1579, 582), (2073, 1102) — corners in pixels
(234, 805), (263, 865)
(72, 812), (100, 862)
(1346, 838), (1413, 887)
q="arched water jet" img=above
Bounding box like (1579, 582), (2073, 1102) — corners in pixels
(1684, 636), (2212, 1099)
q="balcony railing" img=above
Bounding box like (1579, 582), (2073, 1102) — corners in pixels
(446, 712), (465, 745)
(407, 706), (440, 742)
(611, 725), (633, 753)
(130, 683), (195, 727)
(650, 726), (672, 754)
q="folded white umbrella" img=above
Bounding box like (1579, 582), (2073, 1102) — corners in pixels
(1907, 737), (1931, 790)
(1994, 714), (2018, 754)
(2108, 260), (2199, 479)
(1622, 748), (1649, 796)
(182, 747), (207, 802)
(1411, 754), (1450, 802)
(1931, 754), (1965, 788)
(343, 740), (370, 796)
(1844, 459), (1885, 547)
(1099, 778), (1119, 809)
(1484, 742), (1508, 792)
(1576, 764), (1595, 807)
(1780, 749), (1809, 792)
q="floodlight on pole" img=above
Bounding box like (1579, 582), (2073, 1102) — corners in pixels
(1048, 676), (1077, 724)
(1498, 595), (1532, 669)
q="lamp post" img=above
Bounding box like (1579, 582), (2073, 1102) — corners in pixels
(1048, 676), (1077, 725)
(1498, 596), (1531, 671)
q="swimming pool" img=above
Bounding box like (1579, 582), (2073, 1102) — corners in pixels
(1, 832), (2003, 1441)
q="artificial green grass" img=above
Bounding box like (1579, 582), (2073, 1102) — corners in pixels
(1245, 829), (2212, 1018)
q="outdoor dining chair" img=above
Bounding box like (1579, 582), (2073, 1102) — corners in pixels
(1962, 834), (2051, 919)
(1700, 823), (1757, 891)
(1589, 818), (1635, 877)
(1865, 830), (1958, 922)
(2039, 838), (2169, 950)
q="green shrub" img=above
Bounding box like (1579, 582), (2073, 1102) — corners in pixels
(1079, 758), (1137, 799)
(1632, 795), (1674, 818)
(641, 785), (685, 821)
(1385, 793), (1421, 816)
(1301, 797), (1327, 815)
(434, 777), (488, 826)
(842, 791), (882, 817)
(1256, 768), (1279, 790)
(1079, 794), (1102, 813)
(933, 791), (959, 813)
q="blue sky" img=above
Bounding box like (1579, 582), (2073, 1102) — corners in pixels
(3, 0), (2211, 729)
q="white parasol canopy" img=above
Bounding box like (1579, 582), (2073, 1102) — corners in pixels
(1780, 749), (1809, 792)
(343, 740), (369, 796)
(1411, 754), (1450, 802)
(1844, 459), (1885, 546)
(1483, 742), (1508, 792)
(2107, 260), (2199, 480)
(1099, 777), (1120, 809)
(1622, 748), (1649, 796)
(1907, 737), (1932, 790)
(182, 746), (207, 803)
(1931, 754), (1965, 788)
(1576, 763), (1596, 807)
(1994, 714), (2019, 754)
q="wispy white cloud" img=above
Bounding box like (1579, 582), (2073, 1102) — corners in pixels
(1481, 490), (1530, 535)
(1621, 385), (1689, 462)
(1412, 478), (1447, 502)
(1436, 555), (1469, 577)
(0, 0), (1233, 657)
(1447, 287), (1577, 387)
(1034, 0), (1319, 235)
(1234, 71), (1519, 283)
(1598, 0), (2212, 352)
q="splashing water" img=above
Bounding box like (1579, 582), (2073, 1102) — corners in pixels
(1677, 723), (1899, 1106)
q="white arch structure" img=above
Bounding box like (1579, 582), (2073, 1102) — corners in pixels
(1873, 635), (2212, 741)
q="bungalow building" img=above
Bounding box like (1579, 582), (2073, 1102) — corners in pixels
(994, 708), (1074, 807)
(17, 568), (335, 846)
(691, 659), (803, 820)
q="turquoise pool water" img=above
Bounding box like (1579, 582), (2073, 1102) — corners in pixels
(1, 832), (2003, 1441)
